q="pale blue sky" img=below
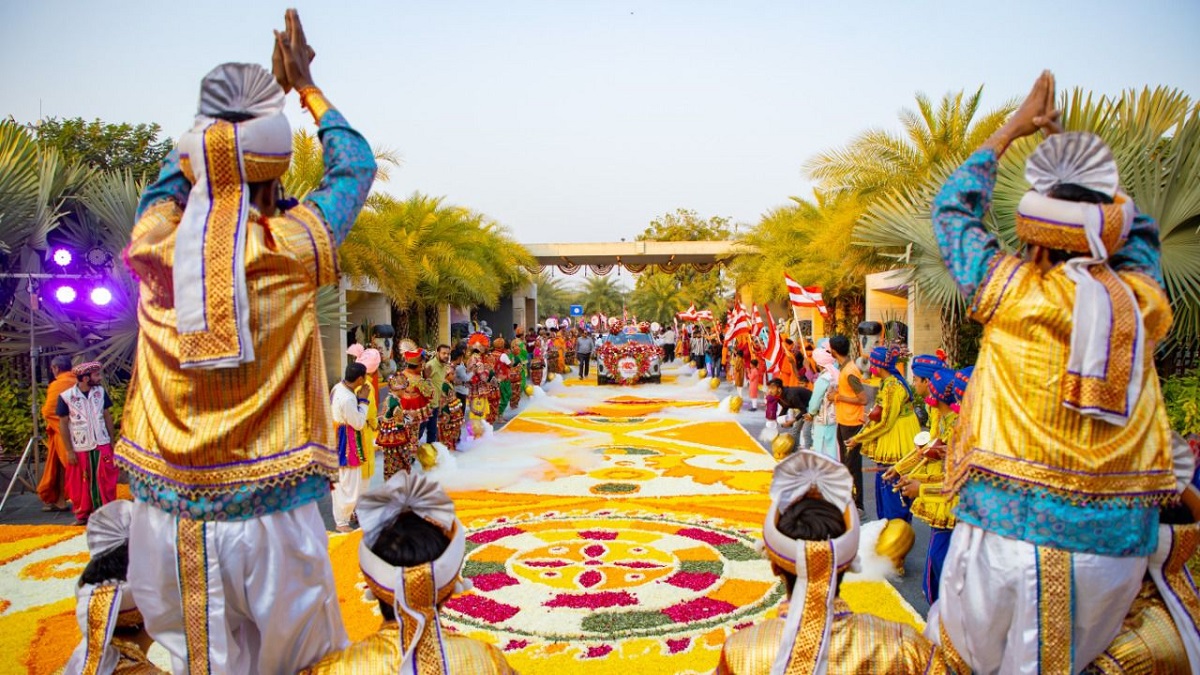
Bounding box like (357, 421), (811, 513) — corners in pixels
(2, 1), (1198, 243)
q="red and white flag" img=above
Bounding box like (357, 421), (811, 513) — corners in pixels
(724, 306), (751, 345)
(762, 304), (784, 374)
(784, 274), (829, 316)
(751, 304), (764, 337)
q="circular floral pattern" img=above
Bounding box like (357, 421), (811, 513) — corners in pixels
(442, 512), (783, 643)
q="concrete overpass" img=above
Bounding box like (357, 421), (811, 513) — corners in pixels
(524, 240), (748, 275)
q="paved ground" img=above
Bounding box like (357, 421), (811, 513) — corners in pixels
(0, 365), (932, 617)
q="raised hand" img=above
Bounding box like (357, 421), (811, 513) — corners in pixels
(273, 8), (316, 92)
(985, 70), (1057, 155)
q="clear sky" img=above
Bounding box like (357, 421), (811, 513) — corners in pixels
(2, 1), (1198, 244)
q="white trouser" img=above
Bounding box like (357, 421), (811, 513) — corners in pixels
(927, 523), (1145, 675)
(332, 466), (362, 527)
(128, 500), (348, 675)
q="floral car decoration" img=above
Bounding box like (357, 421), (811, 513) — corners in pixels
(596, 332), (661, 385)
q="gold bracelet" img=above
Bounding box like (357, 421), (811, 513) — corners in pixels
(297, 85), (333, 123)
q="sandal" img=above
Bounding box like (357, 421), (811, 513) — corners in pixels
(42, 504), (71, 513)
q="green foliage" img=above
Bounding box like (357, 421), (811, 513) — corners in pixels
(534, 272), (575, 319)
(806, 87), (1016, 199)
(33, 117), (171, 179)
(0, 363), (33, 455)
(633, 209), (733, 315)
(1162, 370), (1200, 436)
(576, 276), (627, 316)
(0, 367), (128, 455)
(628, 273), (684, 325)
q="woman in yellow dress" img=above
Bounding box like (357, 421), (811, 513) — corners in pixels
(846, 344), (920, 522)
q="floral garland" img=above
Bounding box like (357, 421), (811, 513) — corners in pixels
(596, 342), (658, 385)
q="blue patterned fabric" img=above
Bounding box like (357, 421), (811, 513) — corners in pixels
(135, 108), (375, 247)
(924, 527), (953, 604)
(932, 149), (1165, 304)
(303, 109), (375, 245)
(932, 149), (1006, 304)
(911, 354), (946, 380)
(955, 478), (1159, 557)
(875, 469), (913, 522)
(129, 473), (330, 521)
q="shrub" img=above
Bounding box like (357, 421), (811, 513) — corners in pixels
(1162, 371), (1200, 437)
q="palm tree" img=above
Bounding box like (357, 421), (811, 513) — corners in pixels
(856, 86), (1200, 358)
(0, 120), (93, 302)
(576, 275), (626, 317)
(629, 273), (684, 324)
(534, 271), (575, 319)
(806, 87), (1016, 199)
(356, 194), (533, 343)
(732, 191), (878, 335)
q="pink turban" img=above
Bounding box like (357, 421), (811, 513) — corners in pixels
(812, 348), (837, 372)
(357, 348), (382, 374)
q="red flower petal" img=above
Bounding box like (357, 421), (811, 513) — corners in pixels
(582, 543), (607, 558)
(667, 638), (691, 654)
(471, 572), (520, 592)
(665, 571), (719, 591)
(586, 645), (614, 658)
(675, 527), (736, 546)
(444, 594), (520, 623)
(614, 561), (665, 569)
(545, 591), (637, 609)
(662, 597), (736, 623)
(468, 526), (525, 544)
(578, 569), (603, 588)
(578, 530), (618, 540)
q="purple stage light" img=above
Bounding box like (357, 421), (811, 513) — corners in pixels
(90, 287), (113, 307)
(52, 248), (73, 267)
(55, 285), (77, 304)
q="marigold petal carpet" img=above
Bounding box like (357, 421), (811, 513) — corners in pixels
(0, 367), (920, 674)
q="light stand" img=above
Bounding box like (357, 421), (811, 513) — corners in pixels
(0, 272), (88, 514)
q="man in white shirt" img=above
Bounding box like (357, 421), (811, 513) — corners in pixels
(331, 363), (370, 533)
(660, 327), (676, 363)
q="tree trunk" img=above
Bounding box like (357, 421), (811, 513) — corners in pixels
(392, 303), (413, 339)
(423, 304), (440, 347)
(940, 305), (961, 366)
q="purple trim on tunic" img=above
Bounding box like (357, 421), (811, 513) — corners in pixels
(117, 436), (334, 488)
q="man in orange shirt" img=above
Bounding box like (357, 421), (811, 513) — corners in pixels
(37, 354), (76, 512)
(829, 336), (866, 512)
(779, 338), (801, 388)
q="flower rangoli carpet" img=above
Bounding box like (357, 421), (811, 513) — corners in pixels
(0, 369), (920, 674)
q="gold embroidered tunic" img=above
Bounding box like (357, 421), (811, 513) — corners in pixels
(715, 599), (949, 674)
(116, 107), (376, 514)
(932, 148), (1175, 556)
(299, 624), (516, 674)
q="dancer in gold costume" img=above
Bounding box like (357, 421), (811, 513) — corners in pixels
(65, 501), (164, 675)
(117, 12), (375, 669)
(927, 71), (1180, 673)
(716, 451), (949, 674)
(301, 472), (515, 674)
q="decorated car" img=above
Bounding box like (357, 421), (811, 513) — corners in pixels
(595, 329), (663, 385)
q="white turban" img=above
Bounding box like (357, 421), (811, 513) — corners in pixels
(174, 63), (292, 369)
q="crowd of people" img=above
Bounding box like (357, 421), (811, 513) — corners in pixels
(44, 13), (1198, 674)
